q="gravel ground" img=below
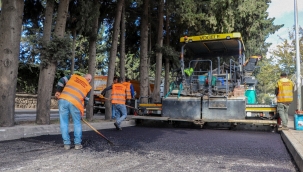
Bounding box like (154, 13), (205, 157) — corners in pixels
(0, 124), (299, 172)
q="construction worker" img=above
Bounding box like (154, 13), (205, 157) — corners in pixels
(101, 76), (118, 119)
(275, 73), (294, 130)
(55, 74), (92, 150)
(102, 77), (127, 130)
(123, 77), (135, 114)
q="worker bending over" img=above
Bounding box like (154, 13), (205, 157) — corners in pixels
(55, 74), (92, 150)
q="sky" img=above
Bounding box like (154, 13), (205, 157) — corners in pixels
(266, 0), (303, 57)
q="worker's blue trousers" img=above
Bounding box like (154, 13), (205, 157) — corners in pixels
(58, 99), (82, 145)
(113, 104), (127, 127)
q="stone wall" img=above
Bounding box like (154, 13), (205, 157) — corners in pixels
(15, 94), (58, 109)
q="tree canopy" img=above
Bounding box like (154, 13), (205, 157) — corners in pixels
(1, 0), (298, 126)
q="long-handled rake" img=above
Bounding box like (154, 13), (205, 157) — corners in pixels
(81, 118), (114, 146)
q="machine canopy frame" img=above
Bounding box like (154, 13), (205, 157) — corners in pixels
(180, 32), (245, 57)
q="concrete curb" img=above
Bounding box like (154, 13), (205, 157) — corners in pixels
(281, 130), (303, 172)
(0, 120), (136, 142)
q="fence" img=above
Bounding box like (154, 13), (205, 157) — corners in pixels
(15, 94), (58, 109)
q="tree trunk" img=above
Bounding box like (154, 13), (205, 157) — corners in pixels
(164, 3), (170, 96)
(0, 0), (24, 127)
(152, 0), (164, 103)
(86, 0), (100, 121)
(105, 0), (124, 120)
(42, 0), (54, 43)
(139, 0), (150, 104)
(120, 5), (126, 79)
(71, 29), (76, 74)
(36, 0), (69, 125)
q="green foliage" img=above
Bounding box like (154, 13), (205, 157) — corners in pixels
(17, 63), (75, 94)
(17, 80), (37, 94)
(256, 93), (273, 104)
(69, 0), (100, 36)
(39, 35), (72, 68)
(20, 29), (41, 64)
(170, 0), (282, 59)
(270, 27), (303, 75)
(23, 0), (44, 29)
(162, 45), (180, 68)
(255, 58), (280, 96)
(64, 26), (108, 73)
(264, 96), (272, 104)
(18, 0), (284, 94)
(17, 63), (40, 94)
(255, 27), (303, 102)
(115, 53), (140, 79)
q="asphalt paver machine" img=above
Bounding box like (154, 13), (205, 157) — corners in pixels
(134, 33), (277, 129)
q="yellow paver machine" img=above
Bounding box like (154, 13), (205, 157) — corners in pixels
(133, 33), (277, 130)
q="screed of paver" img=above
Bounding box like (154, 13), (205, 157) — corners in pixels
(0, 126), (299, 172)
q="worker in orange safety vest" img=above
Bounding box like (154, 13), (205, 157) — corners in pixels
(122, 77), (134, 114)
(102, 77), (127, 130)
(55, 74), (92, 150)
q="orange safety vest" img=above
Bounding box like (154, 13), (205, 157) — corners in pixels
(276, 78), (294, 103)
(111, 83), (126, 104)
(59, 75), (92, 116)
(122, 82), (132, 99)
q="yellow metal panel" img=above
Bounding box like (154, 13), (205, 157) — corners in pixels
(203, 119), (277, 125)
(146, 108), (162, 110)
(180, 32), (242, 43)
(139, 104), (162, 107)
(245, 107), (277, 112)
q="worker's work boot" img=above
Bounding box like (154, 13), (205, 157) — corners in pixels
(64, 144), (71, 150)
(75, 144), (83, 150)
(114, 122), (122, 131)
(281, 126), (289, 130)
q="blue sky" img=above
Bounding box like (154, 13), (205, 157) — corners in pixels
(266, 0), (303, 57)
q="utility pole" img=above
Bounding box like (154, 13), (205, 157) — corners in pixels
(294, 0), (301, 111)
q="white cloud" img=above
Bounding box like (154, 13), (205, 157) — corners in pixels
(268, 27), (291, 42)
(266, 27), (292, 58)
(267, 0), (303, 18)
(266, 0), (303, 58)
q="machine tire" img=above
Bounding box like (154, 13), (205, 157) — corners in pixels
(93, 109), (99, 115)
(172, 121), (180, 128)
(135, 119), (143, 125)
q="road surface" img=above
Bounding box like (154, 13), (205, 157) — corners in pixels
(0, 123), (299, 172)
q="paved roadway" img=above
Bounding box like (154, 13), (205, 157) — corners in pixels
(0, 124), (299, 172)
(15, 109), (59, 122)
(1, 109), (301, 172)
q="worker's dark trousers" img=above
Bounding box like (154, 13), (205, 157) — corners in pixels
(277, 102), (290, 127)
(126, 100), (131, 115)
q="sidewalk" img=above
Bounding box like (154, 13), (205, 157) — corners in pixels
(0, 110), (302, 171)
(0, 111), (136, 141)
(281, 117), (303, 171)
